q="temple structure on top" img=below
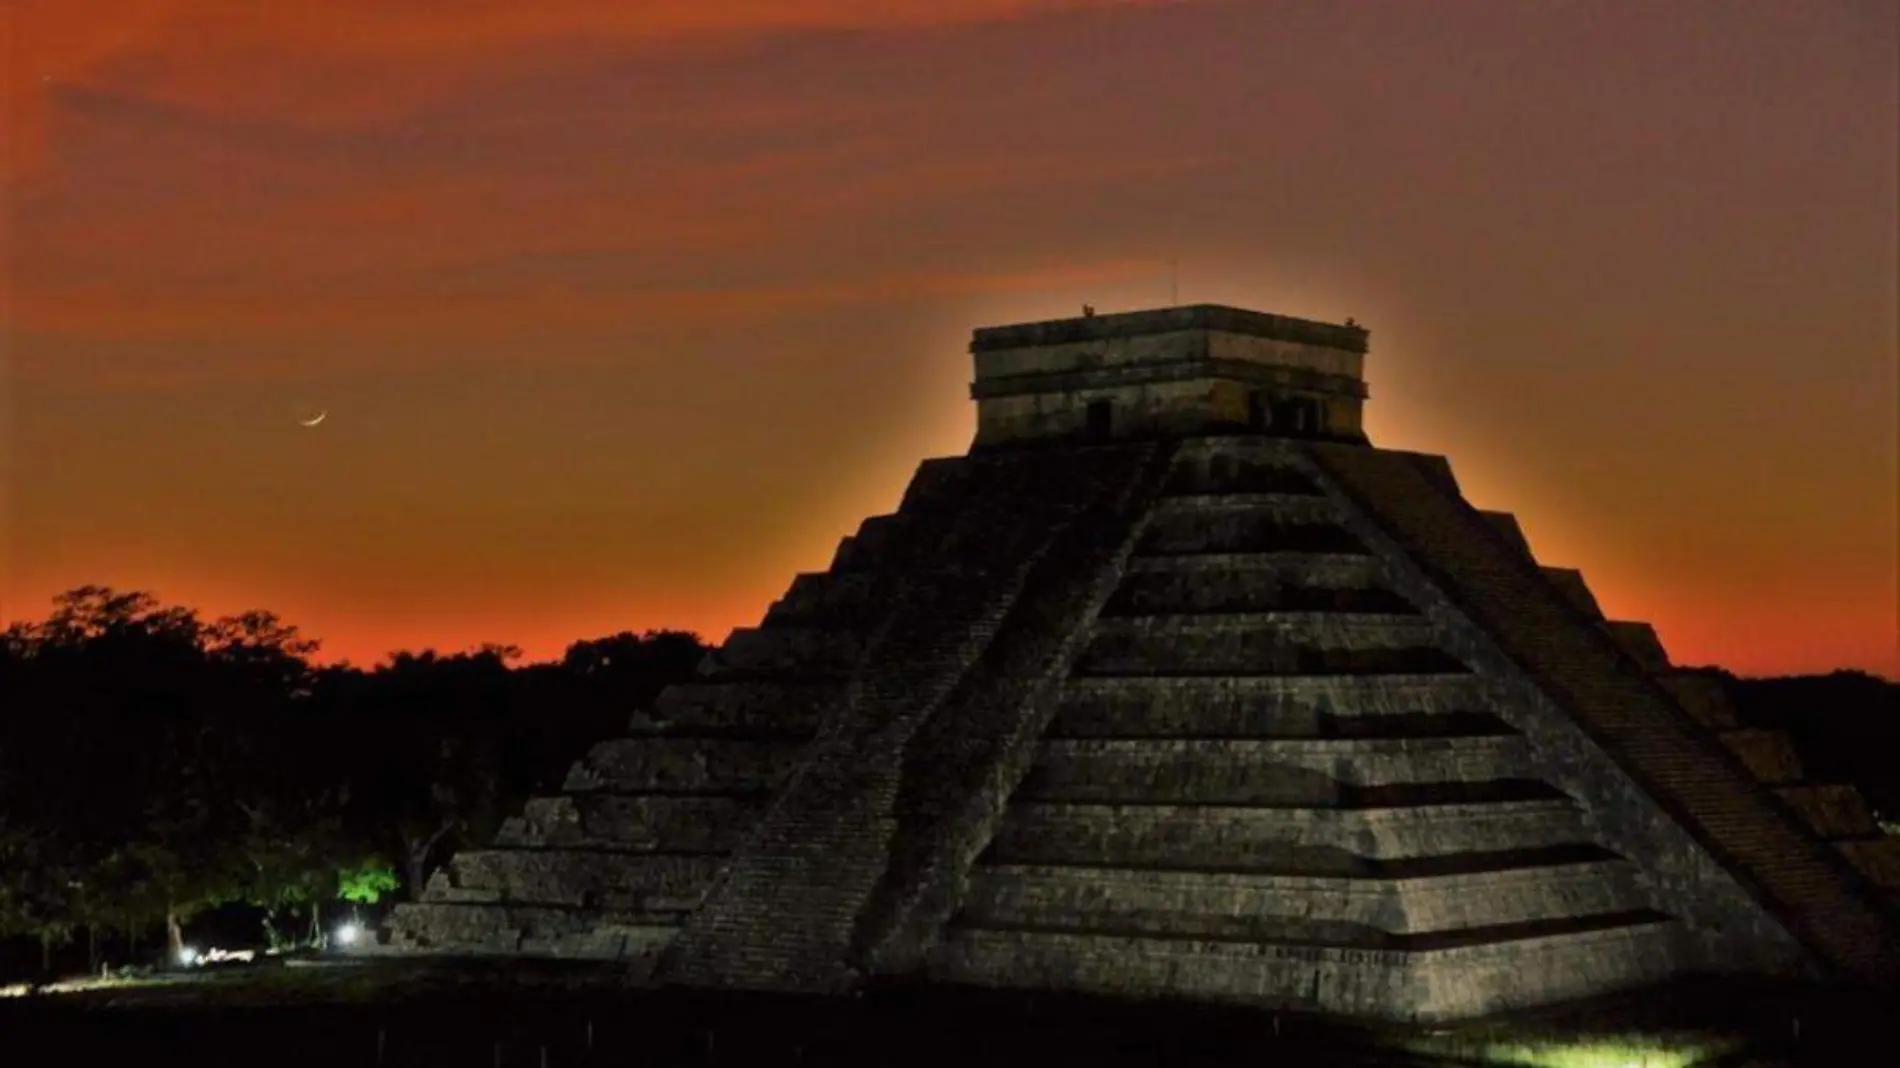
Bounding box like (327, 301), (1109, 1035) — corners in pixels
(969, 304), (1369, 446)
(375, 302), (1900, 1023)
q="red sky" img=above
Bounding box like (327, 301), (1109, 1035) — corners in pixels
(3, 0), (1896, 676)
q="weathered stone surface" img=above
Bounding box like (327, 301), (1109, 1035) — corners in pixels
(968, 306), (1369, 447)
(494, 795), (760, 852)
(1656, 673), (1742, 728)
(383, 902), (678, 961)
(1075, 614), (1465, 677)
(982, 800), (1597, 870)
(637, 681), (842, 736)
(958, 859), (1657, 938)
(1774, 785), (1879, 838)
(702, 626), (866, 677)
(1604, 621), (1672, 673)
(1161, 453), (1326, 497)
(445, 850), (722, 911)
(1102, 559), (1414, 617)
(829, 514), (906, 572)
(1476, 511), (1533, 556)
(1539, 567), (1605, 619)
(1016, 736), (1537, 806)
(762, 572), (881, 627)
(855, 444), (1182, 974)
(1137, 500), (1366, 556)
(564, 738), (804, 794)
(1837, 838), (1900, 893)
(1048, 675), (1498, 738)
(1719, 729), (1806, 785)
(1404, 920), (1692, 1020)
(929, 915), (1690, 1023)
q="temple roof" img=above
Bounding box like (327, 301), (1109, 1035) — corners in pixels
(969, 303), (1369, 354)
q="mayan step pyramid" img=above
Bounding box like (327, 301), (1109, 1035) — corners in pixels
(382, 304), (1900, 1021)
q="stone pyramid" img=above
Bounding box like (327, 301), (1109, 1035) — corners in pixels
(383, 304), (1900, 1022)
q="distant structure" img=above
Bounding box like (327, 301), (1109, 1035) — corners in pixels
(381, 304), (1900, 1021)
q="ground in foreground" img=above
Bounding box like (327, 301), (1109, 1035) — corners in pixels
(0, 959), (1886, 1067)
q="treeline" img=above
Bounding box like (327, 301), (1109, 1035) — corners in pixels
(0, 587), (709, 981)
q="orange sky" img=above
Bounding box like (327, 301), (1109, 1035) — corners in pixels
(3, 0), (1896, 676)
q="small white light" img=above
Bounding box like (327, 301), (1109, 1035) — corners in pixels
(177, 946), (198, 966)
(335, 922), (361, 946)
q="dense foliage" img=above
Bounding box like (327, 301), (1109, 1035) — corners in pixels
(0, 587), (708, 980)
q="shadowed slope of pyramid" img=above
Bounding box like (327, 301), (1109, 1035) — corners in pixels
(381, 304), (1900, 1021)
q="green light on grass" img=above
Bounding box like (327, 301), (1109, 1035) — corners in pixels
(1473, 1040), (1712, 1068)
(1402, 1033), (1731, 1068)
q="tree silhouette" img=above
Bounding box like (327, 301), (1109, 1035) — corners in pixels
(0, 586), (710, 980)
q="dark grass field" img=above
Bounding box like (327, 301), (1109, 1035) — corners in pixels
(0, 960), (1889, 1067)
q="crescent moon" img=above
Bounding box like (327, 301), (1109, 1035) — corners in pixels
(299, 411), (327, 427)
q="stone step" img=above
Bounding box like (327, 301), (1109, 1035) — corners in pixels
(761, 571), (883, 627)
(1101, 566), (1418, 617)
(1137, 505), (1369, 557)
(1045, 709), (1513, 741)
(493, 794), (761, 852)
(1836, 838), (1900, 894)
(1718, 729), (1805, 785)
(1655, 674), (1741, 729)
(1160, 453), (1326, 497)
(1775, 785), (1879, 838)
(437, 849), (722, 911)
(1540, 567), (1605, 619)
(1151, 493), (1346, 519)
(828, 508), (929, 573)
(1016, 736), (1538, 805)
(640, 680), (841, 735)
(384, 901), (679, 961)
(564, 737), (805, 794)
(1089, 611), (1437, 646)
(928, 914), (1690, 1022)
(1603, 621), (1672, 672)
(1050, 675), (1500, 737)
(986, 799), (1595, 869)
(958, 859), (1659, 940)
(703, 625), (867, 675)
(1076, 613), (1464, 677)
(1123, 550), (1384, 581)
(1074, 648), (1469, 680)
